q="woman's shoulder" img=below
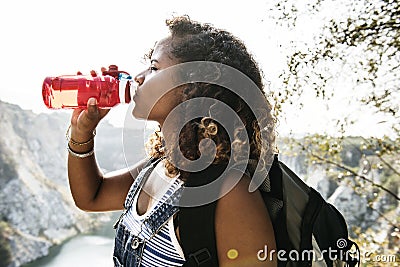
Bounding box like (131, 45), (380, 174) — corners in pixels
(214, 170), (277, 266)
(216, 170), (267, 218)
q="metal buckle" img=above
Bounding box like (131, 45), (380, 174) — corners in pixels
(189, 248), (211, 265)
(131, 237), (141, 249)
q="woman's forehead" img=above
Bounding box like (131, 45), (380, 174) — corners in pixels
(153, 37), (172, 54)
(151, 37), (178, 63)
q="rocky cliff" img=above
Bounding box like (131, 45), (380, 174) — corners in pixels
(0, 100), (145, 267)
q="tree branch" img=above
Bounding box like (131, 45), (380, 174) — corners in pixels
(303, 146), (400, 201)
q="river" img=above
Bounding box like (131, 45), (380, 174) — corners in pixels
(22, 213), (119, 267)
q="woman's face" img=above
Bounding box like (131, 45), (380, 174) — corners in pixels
(132, 38), (182, 125)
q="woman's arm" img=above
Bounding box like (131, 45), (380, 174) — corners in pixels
(67, 97), (145, 212)
(215, 171), (277, 267)
(68, 155), (146, 212)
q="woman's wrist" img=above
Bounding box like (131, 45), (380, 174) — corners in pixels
(67, 144), (95, 158)
(66, 124), (96, 153)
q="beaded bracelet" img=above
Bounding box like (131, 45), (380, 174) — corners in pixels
(67, 144), (94, 158)
(65, 125), (96, 146)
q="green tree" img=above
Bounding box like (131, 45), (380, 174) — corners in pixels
(267, 0), (399, 263)
(270, 0), (399, 118)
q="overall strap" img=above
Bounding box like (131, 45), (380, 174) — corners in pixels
(144, 184), (184, 235)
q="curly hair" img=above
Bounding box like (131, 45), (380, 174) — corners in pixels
(145, 16), (277, 182)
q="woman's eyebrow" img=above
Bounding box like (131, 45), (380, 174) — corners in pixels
(150, 59), (159, 64)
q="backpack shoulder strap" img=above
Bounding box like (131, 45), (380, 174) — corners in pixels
(180, 202), (219, 267)
(179, 164), (227, 267)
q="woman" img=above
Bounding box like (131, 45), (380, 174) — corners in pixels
(67, 16), (277, 267)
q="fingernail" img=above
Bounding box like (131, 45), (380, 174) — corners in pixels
(88, 98), (96, 105)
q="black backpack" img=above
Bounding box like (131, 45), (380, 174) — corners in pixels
(178, 154), (360, 267)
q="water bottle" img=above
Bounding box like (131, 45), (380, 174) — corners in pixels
(42, 65), (133, 109)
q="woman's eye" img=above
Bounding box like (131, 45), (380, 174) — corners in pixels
(149, 66), (158, 72)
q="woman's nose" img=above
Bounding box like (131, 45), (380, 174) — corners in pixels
(134, 72), (145, 85)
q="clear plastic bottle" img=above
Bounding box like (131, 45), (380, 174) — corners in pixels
(42, 65), (132, 109)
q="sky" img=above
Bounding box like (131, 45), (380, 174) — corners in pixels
(0, 0), (393, 137)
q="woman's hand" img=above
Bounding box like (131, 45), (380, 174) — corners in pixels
(70, 97), (110, 143)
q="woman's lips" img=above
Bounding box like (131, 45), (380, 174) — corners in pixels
(131, 82), (139, 100)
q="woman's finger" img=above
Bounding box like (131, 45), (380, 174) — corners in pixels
(86, 98), (99, 121)
(71, 97), (110, 135)
(71, 108), (84, 125)
(77, 98), (100, 130)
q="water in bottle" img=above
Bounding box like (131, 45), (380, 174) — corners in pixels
(42, 65), (132, 109)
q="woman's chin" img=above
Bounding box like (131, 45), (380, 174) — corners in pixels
(131, 107), (153, 122)
(131, 107), (144, 120)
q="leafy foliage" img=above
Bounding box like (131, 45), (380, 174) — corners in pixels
(268, 0), (400, 263)
(273, 0), (399, 124)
